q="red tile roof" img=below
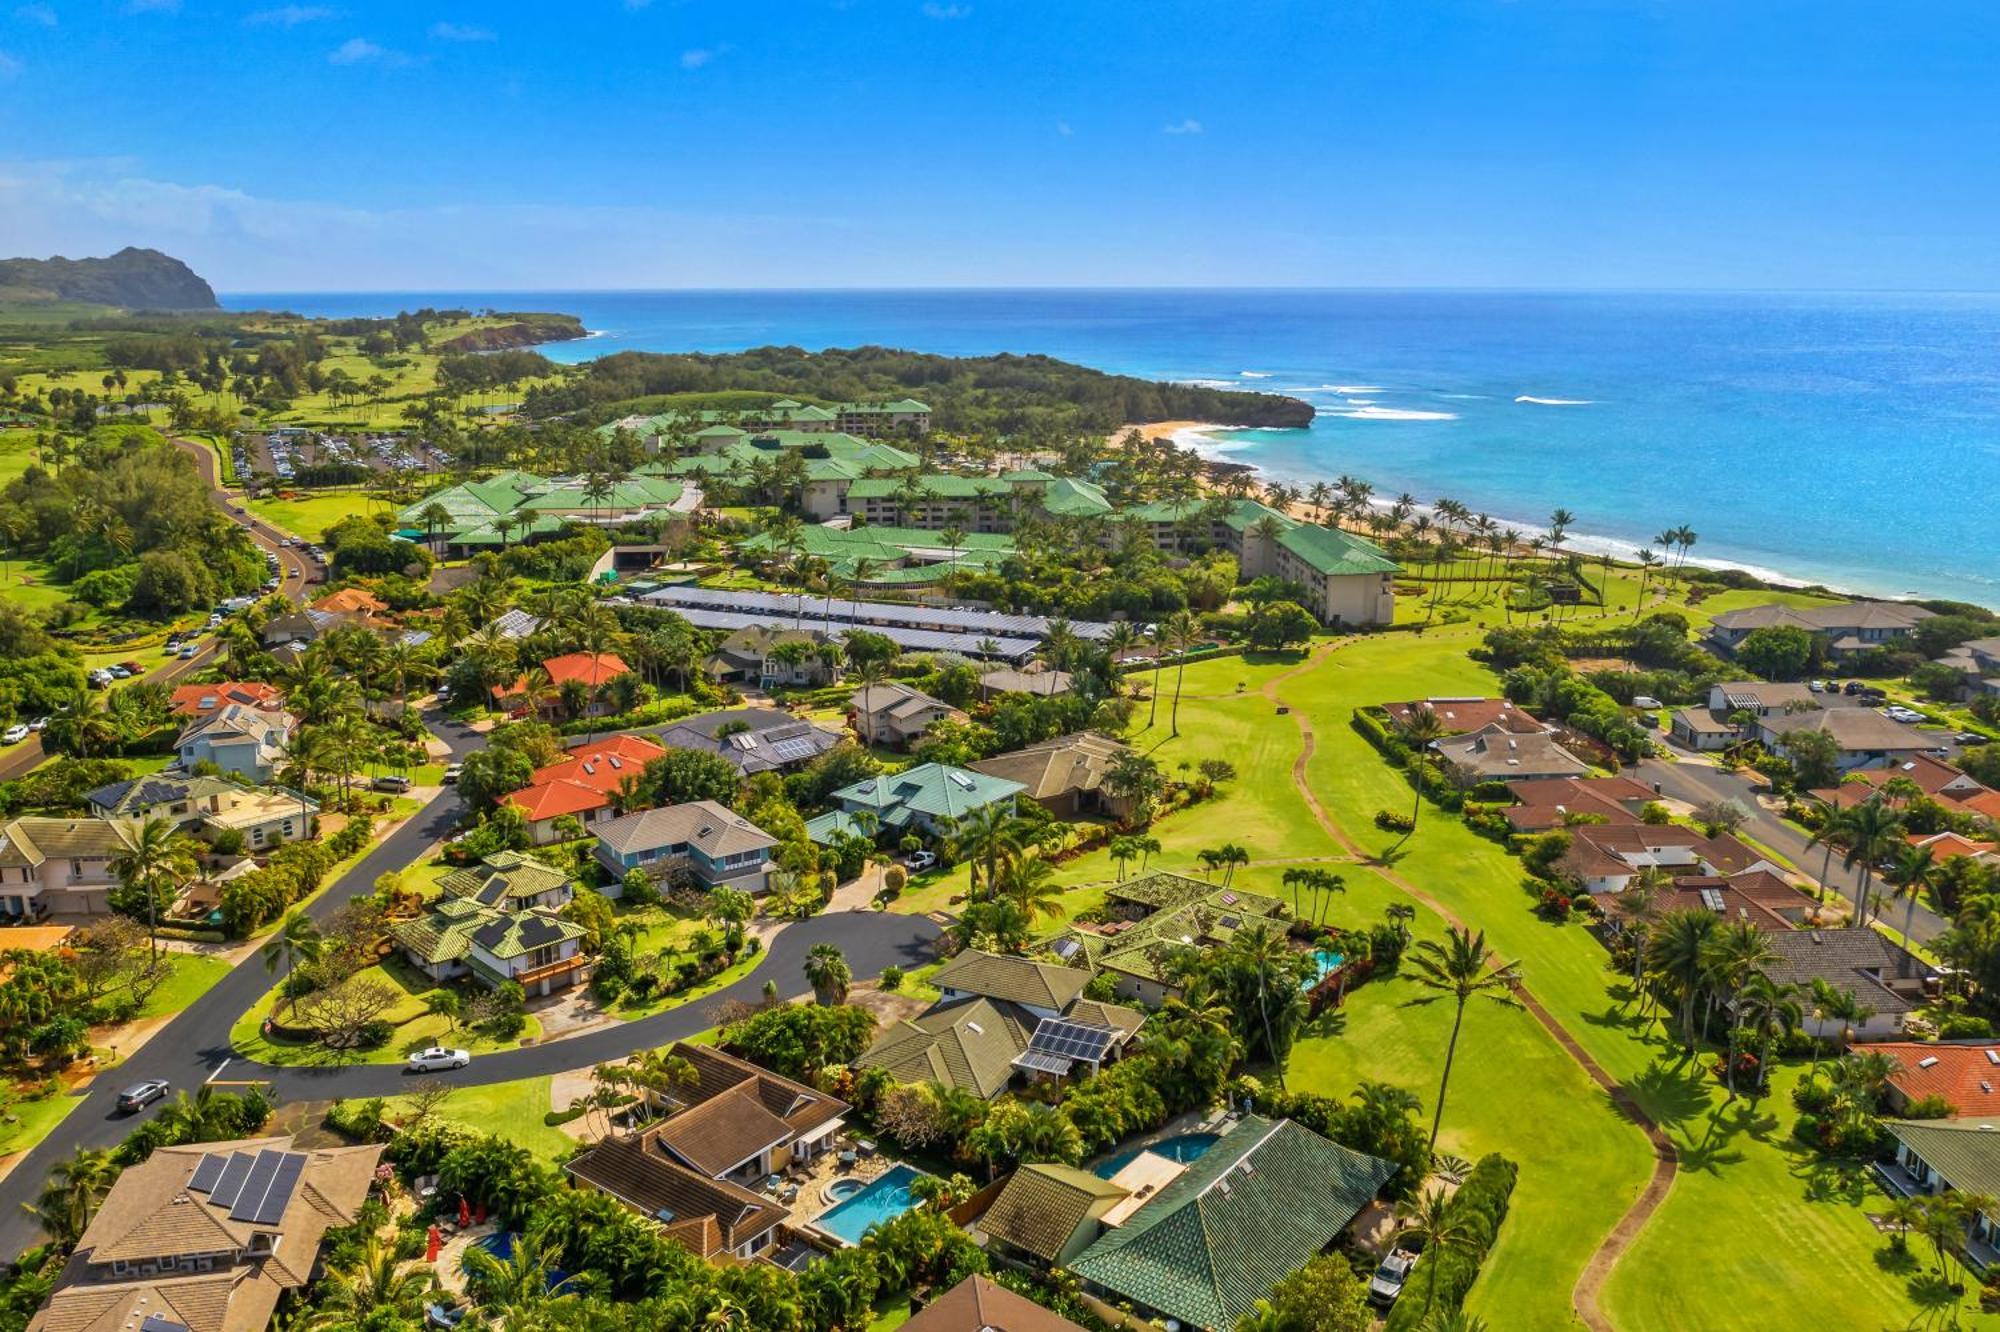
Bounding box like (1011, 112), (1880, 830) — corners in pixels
(1870, 1041), (2000, 1117)
(311, 587), (389, 615)
(505, 735), (666, 824)
(495, 652), (634, 702)
(1504, 775), (1656, 831)
(1385, 697), (1544, 735)
(504, 778), (610, 822)
(169, 681), (283, 718)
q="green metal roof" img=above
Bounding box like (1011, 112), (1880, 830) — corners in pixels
(1886, 1121), (2000, 1220)
(1276, 523), (1399, 577)
(830, 763), (1025, 823)
(846, 474), (1010, 501)
(389, 896), (494, 964)
(859, 997), (1032, 1099)
(1069, 1116), (1397, 1331)
(980, 1163), (1129, 1262)
(437, 850), (572, 907)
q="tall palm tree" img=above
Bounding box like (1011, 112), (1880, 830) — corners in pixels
(1227, 920), (1306, 1087)
(1406, 927), (1522, 1148)
(1884, 843), (1938, 948)
(1398, 704), (1447, 838)
(261, 911), (324, 1020)
(804, 943), (850, 1006)
(111, 816), (200, 965)
(1163, 609), (1199, 736)
(946, 803), (1029, 900)
(1841, 798), (1906, 926)
(1805, 806), (1855, 915)
(1621, 865), (1673, 1009)
(1648, 908), (1719, 1055)
(1700, 921), (1776, 1098)
(1394, 1187), (1491, 1322)
(1734, 973), (1802, 1094)
(994, 855), (1067, 924)
(29, 1147), (118, 1247)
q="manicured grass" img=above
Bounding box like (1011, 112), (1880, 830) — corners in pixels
(245, 491), (390, 543)
(385, 1076), (577, 1163)
(135, 952), (234, 1020)
(0, 1087), (83, 1158)
(866, 1293), (913, 1330)
(1278, 632), (1966, 1328)
(229, 955), (544, 1067)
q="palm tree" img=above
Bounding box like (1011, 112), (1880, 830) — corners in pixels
(112, 816), (200, 965)
(804, 943), (850, 1006)
(994, 855), (1067, 924)
(1132, 834), (1162, 874)
(1841, 798), (1906, 925)
(1884, 843), (1937, 948)
(1805, 806), (1855, 913)
(29, 1147), (118, 1247)
(1621, 864), (1673, 1011)
(1109, 835), (1140, 882)
(946, 803), (1030, 900)
(461, 1231), (589, 1324)
(1406, 927), (1521, 1148)
(1700, 921), (1776, 1097)
(1734, 972), (1801, 1094)
(1282, 867), (1344, 924)
(1162, 609), (1199, 736)
(1386, 902), (1416, 946)
(261, 911), (324, 1020)
(1394, 1187), (1491, 1322)
(304, 1231), (437, 1329)
(1228, 920), (1305, 1087)
(1648, 908), (1719, 1055)
(1398, 704), (1447, 838)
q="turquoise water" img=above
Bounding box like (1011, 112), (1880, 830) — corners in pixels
(1092, 1132), (1221, 1179)
(811, 1164), (922, 1246)
(224, 289), (2000, 607)
(1307, 951), (1346, 988)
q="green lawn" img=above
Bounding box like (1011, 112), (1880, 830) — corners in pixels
(385, 1076), (577, 1163)
(245, 491), (391, 544)
(1278, 632), (1971, 1329)
(136, 952), (234, 1020)
(0, 1087), (83, 1158)
(229, 955), (544, 1067)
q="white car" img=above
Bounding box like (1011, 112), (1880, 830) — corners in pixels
(26, 717), (46, 732)
(1368, 1249), (1420, 1308)
(406, 1047), (471, 1073)
(905, 850), (938, 872)
(1, 725), (28, 745)
(441, 763), (463, 785)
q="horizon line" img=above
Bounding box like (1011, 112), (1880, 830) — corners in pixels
(215, 283), (2000, 298)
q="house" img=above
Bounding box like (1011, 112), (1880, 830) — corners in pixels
(564, 1043), (847, 1260)
(968, 731), (1134, 818)
(1867, 1041), (2000, 1119)
(702, 626), (838, 689)
(169, 681), (283, 720)
(1705, 601), (1933, 657)
(310, 586), (389, 616)
(860, 951), (1142, 1099)
(1706, 681), (1822, 717)
(0, 817), (137, 917)
(591, 801), (778, 894)
(436, 850), (574, 912)
(1813, 754), (1993, 811)
(978, 667), (1074, 699)
(1036, 872), (1290, 1006)
(848, 682), (963, 749)
(656, 707), (845, 777)
(494, 652), (633, 719)
(1598, 872), (1808, 933)
(1881, 1121), (2000, 1270)
(1432, 722), (1592, 784)
(504, 734), (666, 844)
(978, 1163), (1132, 1267)
(1759, 928), (1931, 1038)
(24, 1136), (383, 1332)
(1669, 707), (1741, 752)
(1384, 697), (1546, 736)
(86, 774), (318, 850)
(1758, 708), (1936, 772)
(1558, 824), (1781, 895)
(805, 764), (1024, 845)
(904, 1275), (1087, 1332)
(1938, 637), (2000, 699)
(1068, 1114), (1398, 1332)
(390, 896), (589, 994)
(177, 704), (295, 781)
(1502, 775), (1656, 832)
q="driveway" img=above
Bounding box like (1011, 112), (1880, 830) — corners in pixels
(1632, 755), (1952, 945)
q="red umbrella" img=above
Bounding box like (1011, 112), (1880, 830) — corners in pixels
(457, 1197), (471, 1228)
(425, 1226), (442, 1263)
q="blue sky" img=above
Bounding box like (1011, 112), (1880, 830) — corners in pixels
(3, 0), (1998, 291)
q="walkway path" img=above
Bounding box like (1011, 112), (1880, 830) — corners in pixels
(1260, 639), (1674, 1332)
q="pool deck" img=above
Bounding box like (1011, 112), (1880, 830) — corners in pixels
(781, 1143), (900, 1235)
(1084, 1106), (1241, 1176)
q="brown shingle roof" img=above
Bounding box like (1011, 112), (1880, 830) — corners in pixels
(978, 1163), (1127, 1263)
(563, 1133), (783, 1251)
(651, 1082), (797, 1177)
(905, 1275), (1087, 1332)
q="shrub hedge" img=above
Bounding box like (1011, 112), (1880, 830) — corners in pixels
(1382, 1153), (1519, 1331)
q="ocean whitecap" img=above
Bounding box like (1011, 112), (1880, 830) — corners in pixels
(1344, 398), (1376, 407)
(1331, 384), (1382, 394)
(1328, 405), (1459, 421)
(1239, 370), (1274, 379)
(1514, 395), (1593, 406)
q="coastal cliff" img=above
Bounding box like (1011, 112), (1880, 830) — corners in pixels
(437, 313), (588, 352)
(0, 247), (219, 310)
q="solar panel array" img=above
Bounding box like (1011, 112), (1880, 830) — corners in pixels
(1024, 1017), (1116, 1064)
(188, 1147), (309, 1226)
(640, 584), (1118, 641)
(1013, 1050), (1077, 1076)
(652, 602), (1040, 661)
(187, 1151), (226, 1194)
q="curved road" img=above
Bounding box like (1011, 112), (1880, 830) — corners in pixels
(0, 712), (943, 1257)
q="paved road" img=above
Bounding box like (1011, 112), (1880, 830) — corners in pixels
(1635, 754), (1952, 944)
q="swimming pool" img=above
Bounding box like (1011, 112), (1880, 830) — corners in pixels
(1306, 950), (1346, 987)
(824, 1178), (865, 1204)
(1092, 1132), (1221, 1179)
(811, 1164), (924, 1246)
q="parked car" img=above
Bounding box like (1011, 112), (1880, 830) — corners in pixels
(1, 725), (27, 745)
(407, 1047), (470, 1073)
(180, 643), (201, 659)
(1956, 732), (1993, 746)
(1368, 1248), (1420, 1308)
(905, 850), (938, 872)
(372, 774), (413, 793)
(117, 1078), (170, 1112)
(27, 717), (48, 732)
(441, 763), (463, 785)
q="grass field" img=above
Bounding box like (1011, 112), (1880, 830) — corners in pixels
(245, 491), (392, 543)
(385, 1077), (577, 1163)
(229, 955), (546, 1067)
(0, 1087), (83, 1158)
(136, 952), (234, 1020)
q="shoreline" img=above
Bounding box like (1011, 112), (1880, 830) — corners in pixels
(1156, 421), (1858, 601)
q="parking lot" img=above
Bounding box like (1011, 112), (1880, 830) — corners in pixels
(237, 428), (456, 482)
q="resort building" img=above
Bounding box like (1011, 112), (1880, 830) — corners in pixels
(734, 521), (1017, 588)
(1704, 601), (1934, 657)
(25, 1136), (384, 1332)
(1035, 872), (1290, 1006)
(0, 817), (136, 917)
(399, 469), (698, 556)
(436, 849), (575, 913)
(1066, 1114), (1398, 1332)
(967, 731), (1134, 818)
(1811, 754), (1991, 811)
(847, 682), (963, 749)
(656, 707), (846, 778)
(843, 470), (1113, 530)
(504, 734), (666, 844)
(1598, 871), (1812, 934)
(977, 666), (1074, 699)
(1123, 497), (1398, 626)
(805, 763), (1023, 845)
(176, 703), (295, 781)
(564, 1042), (848, 1261)
(1937, 637), (2000, 699)
(591, 800), (779, 894)
(978, 1163), (1132, 1267)
(1430, 722), (1592, 784)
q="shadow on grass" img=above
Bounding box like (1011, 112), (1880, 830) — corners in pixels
(1902, 1271), (1974, 1330)
(1788, 1145), (1879, 1207)
(1874, 1241), (1920, 1277)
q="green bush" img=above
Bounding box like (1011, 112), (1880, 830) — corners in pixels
(1383, 1153), (1518, 1331)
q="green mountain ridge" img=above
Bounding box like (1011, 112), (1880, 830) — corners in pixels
(0, 247), (219, 311)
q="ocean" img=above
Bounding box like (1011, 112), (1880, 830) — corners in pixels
(223, 289), (2000, 609)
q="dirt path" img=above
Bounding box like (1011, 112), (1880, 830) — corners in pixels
(1261, 641), (1675, 1332)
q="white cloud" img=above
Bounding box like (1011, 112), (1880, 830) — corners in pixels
(328, 36), (413, 66)
(679, 47), (715, 69)
(13, 4), (55, 27)
(245, 5), (336, 26)
(0, 50), (19, 77)
(1162, 118), (1203, 135)
(429, 21), (493, 41)
(921, 2), (971, 17)
(123, 0), (178, 12)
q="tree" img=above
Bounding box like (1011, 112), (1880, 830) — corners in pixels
(260, 911), (324, 1021)
(424, 989), (463, 1034)
(804, 943), (850, 1006)
(1699, 920), (1775, 1099)
(1163, 610), (1199, 736)
(1735, 972), (1801, 1093)
(1648, 908), (1719, 1055)
(1779, 727), (1843, 793)
(1691, 798), (1749, 838)
(945, 802), (1030, 900)
(1884, 842), (1938, 948)
(644, 748), (741, 806)
(1235, 1251), (1374, 1331)
(28, 1147), (118, 1248)
(1393, 1187), (1492, 1323)
(1735, 625), (1815, 681)
(1406, 927), (1521, 1149)
(303, 1231), (437, 1329)
(1841, 797), (1907, 925)
(110, 816), (200, 964)
(1397, 703), (1448, 838)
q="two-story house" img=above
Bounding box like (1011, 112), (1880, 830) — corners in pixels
(86, 775), (318, 852)
(176, 704), (295, 782)
(592, 801), (778, 895)
(0, 817), (137, 917)
(848, 682), (963, 749)
(390, 894), (590, 995)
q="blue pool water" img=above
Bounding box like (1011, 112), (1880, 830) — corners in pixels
(1092, 1132), (1221, 1180)
(812, 1164), (923, 1246)
(1307, 951), (1346, 988)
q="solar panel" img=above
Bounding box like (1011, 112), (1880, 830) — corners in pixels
(1025, 1018), (1116, 1064)
(640, 584), (1117, 641)
(208, 1152), (256, 1210)
(240, 1152), (307, 1225)
(186, 1152), (226, 1194)
(1013, 1050), (1076, 1076)
(227, 1150), (285, 1221)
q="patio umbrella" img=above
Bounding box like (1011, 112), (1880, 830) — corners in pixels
(426, 1226), (442, 1263)
(457, 1197), (471, 1228)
